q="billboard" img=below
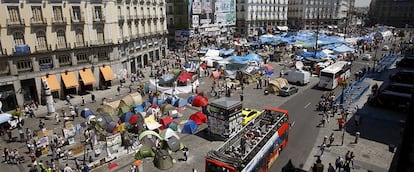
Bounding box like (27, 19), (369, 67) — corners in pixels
(189, 0), (235, 28)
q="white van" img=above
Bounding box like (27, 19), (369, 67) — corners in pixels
(283, 69), (311, 85)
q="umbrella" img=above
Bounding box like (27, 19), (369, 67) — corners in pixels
(108, 163), (118, 170)
(177, 72), (194, 82)
(80, 108), (95, 119)
(191, 95), (209, 107)
(189, 111), (207, 125)
(182, 120), (198, 134)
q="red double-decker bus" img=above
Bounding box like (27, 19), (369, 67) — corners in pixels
(205, 107), (289, 172)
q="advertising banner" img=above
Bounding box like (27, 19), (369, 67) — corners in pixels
(192, 0), (202, 14)
(192, 15), (199, 27)
(202, 0), (212, 13)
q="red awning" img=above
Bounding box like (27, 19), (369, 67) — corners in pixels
(177, 72), (194, 82)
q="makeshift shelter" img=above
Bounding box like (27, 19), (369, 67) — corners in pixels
(107, 121), (118, 133)
(177, 72), (194, 83)
(119, 93), (143, 107)
(211, 71), (221, 79)
(118, 105), (131, 117)
(120, 112), (135, 123)
(80, 108), (95, 119)
(160, 104), (176, 115)
(138, 130), (162, 141)
(96, 104), (116, 116)
(134, 105), (145, 113)
(128, 114), (139, 124)
(266, 78), (289, 94)
(189, 112), (208, 125)
(191, 95), (209, 107)
(159, 116), (174, 130)
(104, 100), (120, 110)
(182, 120), (198, 134)
(134, 145), (155, 160)
(160, 128), (180, 141)
(144, 115), (162, 130)
(93, 113), (114, 132)
(153, 149), (174, 170)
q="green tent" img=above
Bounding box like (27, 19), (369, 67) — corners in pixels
(138, 130), (162, 141)
(134, 145), (156, 160)
(118, 105), (131, 117)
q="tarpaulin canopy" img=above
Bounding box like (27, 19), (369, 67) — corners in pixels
(191, 95), (209, 107)
(0, 113), (11, 124)
(267, 78), (289, 94)
(333, 44), (356, 53)
(159, 116), (174, 130)
(107, 121), (118, 133)
(182, 120), (198, 134)
(177, 72), (194, 82)
(189, 111), (207, 125)
(81, 108), (95, 119)
(160, 128), (180, 141)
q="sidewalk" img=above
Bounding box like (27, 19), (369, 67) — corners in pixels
(301, 77), (404, 172)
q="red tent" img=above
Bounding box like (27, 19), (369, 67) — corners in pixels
(192, 95), (208, 107)
(128, 114), (138, 124)
(189, 111), (208, 125)
(178, 72), (194, 82)
(200, 63), (207, 69)
(159, 116), (174, 130)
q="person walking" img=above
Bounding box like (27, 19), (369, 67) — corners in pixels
(335, 156), (344, 171)
(55, 112), (60, 124)
(182, 146), (189, 161)
(117, 86), (121, 96)
(91, 94), (96, 103)
(75, 105), (79, 117)
(328, 163), (335, 172)
(329, 132), (335, 146)
(81, 97), (85, 106)
(320, 144), (326, 157)
(66, 95), (71, 105)
(26, 128), (32, 141)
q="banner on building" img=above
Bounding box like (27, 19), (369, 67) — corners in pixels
(192, 15), (199, 27)
(192, 0), (202, 14)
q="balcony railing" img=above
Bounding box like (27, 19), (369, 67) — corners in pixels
(74, 41), (86, 48)
(52, 17), (67, 25)
(55, 43), (70, 50)
(93, 15), (105, 23)
(35, 44), (51, 52)
(127, 15), (133, 21)
(7, 18), (25, 27)
(31, 18), (47, 26)
(71, 16), (85, 24)
(90, 39), (113, 46)
(118, 15), (125, 21)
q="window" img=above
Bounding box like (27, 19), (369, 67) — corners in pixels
(75, 29), (84, 46)
(97, 51), (108, 60)
(16, 59), (32, 72)
(32, 6), (43, 22)
(0, 61), (10, 75)
(76, 53), (88, 63)
(96, 27), (104, 42)
(53, 6), (63, 21)
(13, 32), (25, 45)
(57, 30), (66, 48)
(58, 55), (71, 66)
(94, 6), (102, 20)
(36, 31), (47, 50)
(8, 6), (20, 22)
(72, 6), (81, 21)
(38, 57), (53, 70)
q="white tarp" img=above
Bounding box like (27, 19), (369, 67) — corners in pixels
(277, 26), (289, 31)
(205, 49), (220, 57)
(148, 79), (199, 95)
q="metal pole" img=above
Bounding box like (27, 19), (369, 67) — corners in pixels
(314, 11), (320, 58)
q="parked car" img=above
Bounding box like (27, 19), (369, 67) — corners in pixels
(361, 54), (372, 61)
(241, 108), (262, 126)
(279, 85), (299, 96)
(0, 113), (23, 130)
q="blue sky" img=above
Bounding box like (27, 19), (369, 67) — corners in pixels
(355, 0), (371, 7)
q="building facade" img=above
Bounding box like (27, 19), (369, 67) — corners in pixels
(166, 0), (236, 49)
(0, 0), (167, 112)
(235, 0), (288, 37)
(288, 0), (354, 30)
(368, 0), (414, 28)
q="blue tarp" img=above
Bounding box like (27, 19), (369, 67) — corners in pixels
(245, 53), (261, 61)
(187, 95), (195, 104)
(300, 51), (328, 59)
(182, 120), (198, 134)
(134, 105), (145, 113)
(333, 44), (356, 53)
(220, 49), (235, 56)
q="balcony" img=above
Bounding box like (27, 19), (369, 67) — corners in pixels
(159, 1), (164, 6)
(55, 43), (70, 50)
(93, 15), (105, 24)
(90, 39), (113, 46)
(74, 41), (86, 48)
(7, 18), (25, 27)
(71, 16), (85, 25)
(35, 44), (51, 52)
(30, 18), (47, 26)
(118, 15), (125, 21)
(52, 17), (67, 25)
(127, 15), (133, 22)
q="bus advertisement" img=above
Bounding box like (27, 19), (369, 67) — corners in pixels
(205, 107), (289, 172)
(318, 61), (351, 90)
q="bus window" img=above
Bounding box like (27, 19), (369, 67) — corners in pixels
(320, 72), (334, 78)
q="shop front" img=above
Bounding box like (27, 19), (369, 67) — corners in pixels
(41, 74), (61, 104)
(61, 71), (79, 96)
(99, 65), (114, 90)
(20, 79), (39, 105)
(79, 68), (96, 93)
(0, 84), (18, 112)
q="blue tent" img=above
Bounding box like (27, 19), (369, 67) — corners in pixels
(134, 105), (145, 113)
(245, 53), (261, 61)
(187, 95), (195, 104)
(182, 120), (198, 134)
(81, 108), (95, 118)
(120, 112), (135, 122)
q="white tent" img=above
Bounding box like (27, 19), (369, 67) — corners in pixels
(205, 49), (220, 57)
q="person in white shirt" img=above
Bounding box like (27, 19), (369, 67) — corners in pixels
(64, 163), (73, 172)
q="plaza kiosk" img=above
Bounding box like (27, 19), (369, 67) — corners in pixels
(207, 97), (243, 140)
